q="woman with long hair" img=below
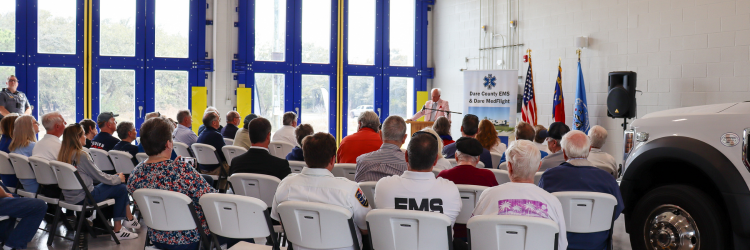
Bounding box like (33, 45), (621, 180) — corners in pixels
(476, 119), (507, 155)
(0, 113), (19, 187)
(58, 124), (140, 240)
(8, 115), (40, 192)
(432, 116), (454, 146)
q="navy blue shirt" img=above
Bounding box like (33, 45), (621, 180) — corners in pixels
(442, 137), (493, 169)
(0, 135), (10, 153)
(539, 161), (625, 250)
(92, 132), (120, 151)
(196, 126), (226, 171)
(286, 146), (304, 161)
(221, 124), (239, 139)
(112, 141), (139, 166)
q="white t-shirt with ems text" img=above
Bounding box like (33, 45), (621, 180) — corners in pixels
(374, 171), (462, 225)
(472, 182), (568, 249)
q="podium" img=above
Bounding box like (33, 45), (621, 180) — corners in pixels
(406, 121), (434, 135)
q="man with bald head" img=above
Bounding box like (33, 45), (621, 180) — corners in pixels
(408, 88), (451, 122)
(538, 130), (624, 250)
(221, 111), (241, 139)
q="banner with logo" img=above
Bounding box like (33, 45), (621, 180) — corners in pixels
(463, 70), (518, 131)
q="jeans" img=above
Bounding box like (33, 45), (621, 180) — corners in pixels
(77, 183), (129, 221)
(0, 196), (47, 249)
(19, 179), (39, 193)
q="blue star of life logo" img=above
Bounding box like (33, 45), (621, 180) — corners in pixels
(483, 74), (496, 90)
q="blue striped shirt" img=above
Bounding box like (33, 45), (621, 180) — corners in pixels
(354, 143), (407, 182)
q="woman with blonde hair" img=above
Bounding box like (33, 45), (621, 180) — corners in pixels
(0, 113), (19, 187)
(476, 119), (507, 155)
(421, 127), (453, 171)
(58, 123), (140, 240)
(8, 115), (40, 192)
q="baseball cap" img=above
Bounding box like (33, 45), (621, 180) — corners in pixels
(243, 114), (258, 127)
(97, 112), (119, 123)
(455, 137), (484, 156)
(547, 122), (571, 140)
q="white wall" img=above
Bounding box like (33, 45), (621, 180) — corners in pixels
(432, 0), (750, 164)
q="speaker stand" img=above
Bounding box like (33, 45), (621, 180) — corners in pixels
(621, 118), (629, 131)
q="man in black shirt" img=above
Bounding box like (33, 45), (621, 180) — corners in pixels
(92, 112), (121, 151)
(112, 121), (139, 166)
(221, 111), (240, 139)
(230, 117), (291, 180)
(79, 119), (97, 148)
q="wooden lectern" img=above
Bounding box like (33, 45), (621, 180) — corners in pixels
(406, 121), (434, 135)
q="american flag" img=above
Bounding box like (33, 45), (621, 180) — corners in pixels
(522, 56), (537, 126)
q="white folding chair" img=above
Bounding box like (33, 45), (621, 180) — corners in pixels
(133, 189), (210, 250)
(553, 192), (618, 250)
(499, 162), (508, 170)
(223, 138), (235, 146)
(534, 172), (544, 185)
(192, 143), (228, 191)
(0, 151), (16, 192)
(489, 169), (511, 185)
(8, 153), (35, 198)
(88, 148), (116, 173)
(366, 209), (453, 250)
(490, 153), (503, 169)
(135, 153), (148, 163)
(222, 145), (248, 166)
(108, 150), (136, 174)
(331, 163), (357, 181)
(432, 169), (442, 177)
(467, 215), (559, 250)
(357, 181), (377, 209)
(456, 184), (490, 224)
(276, 200), (361, 250)
(288, 161), (305, 173)
(227, 173), (281, 207)
(50, 160), (120, 248)
(268, 141), (295, 159)
(447, 158), (458, 167)
(28, 156), (69, 245)
(173, 141), (194, 158)
(477, 161), (485, 168)
(199, 193), (280, 250)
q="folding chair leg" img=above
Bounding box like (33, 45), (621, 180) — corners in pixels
(93, 204), (119, 245)
(210, 234), (222, 250)
(72, 208), (87, 250)
(47, 205), (62, 245)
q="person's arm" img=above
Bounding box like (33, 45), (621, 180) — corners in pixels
(0, 107), (9, 116)
(79, 154), (121, 185)
(23, 98), (31, 115)
(213, 135), (226, 162)
(350, 187), (372, 234)
(408, 102), (428, 121)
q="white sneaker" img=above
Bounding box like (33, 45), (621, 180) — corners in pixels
(2, 245), (14, 250)
(122, 219), (141, 230)
(113, 230), (139, 241)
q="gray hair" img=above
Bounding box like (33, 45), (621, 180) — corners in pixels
(455, 151), (479, 166)
(562, 130), (591, 158)
(421, 127), (445, 159)
(358, 110), (380, 132)
(282, 111), (298, 126)
(588, 125), (608, 148)
(382, 116), (406, 141)
(41, 112), (63, 131)
(204, 106), (218, 115)
(505, 140), (541, 182)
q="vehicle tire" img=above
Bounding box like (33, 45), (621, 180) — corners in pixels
(629, 184), (729, 250)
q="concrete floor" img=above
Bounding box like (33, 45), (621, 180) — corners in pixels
(21, 215), (634, 250)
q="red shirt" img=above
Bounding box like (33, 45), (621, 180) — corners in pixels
(442, 139), (455, 146)
(437, 164), (498, 239)
(337, 127), (383, 163)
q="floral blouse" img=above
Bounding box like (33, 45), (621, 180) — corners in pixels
(126, 159), (216, 245)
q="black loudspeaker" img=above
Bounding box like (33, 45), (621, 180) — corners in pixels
(607, 71), (637, 118)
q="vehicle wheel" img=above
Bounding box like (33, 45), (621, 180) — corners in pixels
(630, 184), (728, 250)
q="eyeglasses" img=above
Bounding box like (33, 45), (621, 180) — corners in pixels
(412, 131), (438, 141)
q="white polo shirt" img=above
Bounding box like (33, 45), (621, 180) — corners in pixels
(271, 125), (299, 147)
(32, 134), (61, 161)
(374, 170), (462, 225)
(270, 167), (371, 250)
(472, 182), (567, 249)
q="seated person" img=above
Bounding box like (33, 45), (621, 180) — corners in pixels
(80, 119), (97, 148)
(472, 140), (567, 249)
(0, 180), (47, 250)
(336, 111), (382, 163)
(539, 130), (624, 250)
(420, 128), (452, 171)
(587, 125), (618, 178)
(539, 122), (571, 171)
(477, 119), (506, 154)
(533, 125), (551, 154)
(0, 114), (18, 188)
(127, 117), (220, 250)
(197, 107), (222, 136)
(230, 118), (291, 181)
(221, 111), (240, 139)
(233, 114), (258, 150)
(272, 112), (299, 147)
(196, 112), (228, 175)
(112, 121), (139, 166)
(9, 115), (40, 193)
(286, 124), (313, 161)
(433, 116), (454, 146)
(354, 116), (408, 182)
(442, 114), (493, 168)
(92, 112), (121, 151)
(374, 132), (462, 226)
(271, 132), (371, 250)
(173, 109), (198, 147)
(58, 123), (139, 240)
(498, 121), (549, 166)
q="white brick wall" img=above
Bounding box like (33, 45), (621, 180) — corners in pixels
(432, 0), (750, 165)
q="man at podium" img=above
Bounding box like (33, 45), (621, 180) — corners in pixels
(407, 88), (451, 122)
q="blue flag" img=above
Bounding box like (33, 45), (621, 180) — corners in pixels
(573, 61), (590, 133)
